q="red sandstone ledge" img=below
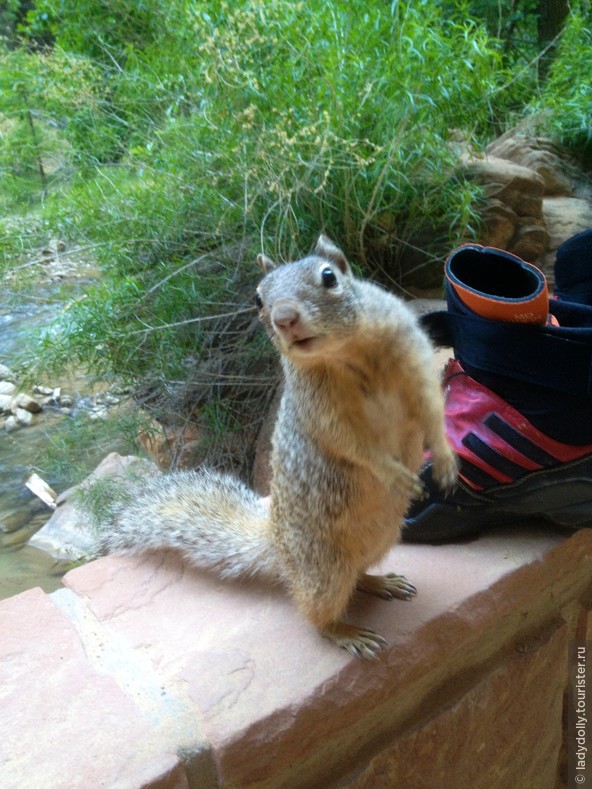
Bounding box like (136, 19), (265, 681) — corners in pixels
(1, 524), (591, 788)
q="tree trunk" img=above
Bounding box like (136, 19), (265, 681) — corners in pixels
(537, 0), (569, 80)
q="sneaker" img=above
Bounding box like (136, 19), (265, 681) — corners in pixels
(555, 228), (592, 305)
(403, 239), (592, 542)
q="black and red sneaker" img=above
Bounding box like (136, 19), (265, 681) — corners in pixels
(404, 233), (592, 542)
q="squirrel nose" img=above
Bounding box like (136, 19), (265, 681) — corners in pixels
(271, 303), (300, 329)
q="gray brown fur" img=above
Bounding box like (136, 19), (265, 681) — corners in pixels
(99, 235), (457, 658)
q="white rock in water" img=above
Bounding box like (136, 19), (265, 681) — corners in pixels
(0, 364), (15, 381)
(4, 415), (18, 432)
(11, 393), (43, 414)
(89, 406), (108, 420)
(14, 408), (33, 426)
(0, 394), (13, 414)
(0, 381), (17, 396)
(25, 472), (57, 510)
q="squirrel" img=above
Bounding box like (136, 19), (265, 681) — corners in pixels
(98, 235), (457, 659)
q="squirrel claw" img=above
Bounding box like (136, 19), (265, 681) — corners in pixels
(321, 622), (388, 660)
(432, 451), (459, 496)
(395, 469), (425, 500)
(358, 572), (417, 601)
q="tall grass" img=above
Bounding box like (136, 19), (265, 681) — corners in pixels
(2, 0), (588, 472)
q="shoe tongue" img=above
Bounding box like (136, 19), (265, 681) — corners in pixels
(446, 245), (549, 325)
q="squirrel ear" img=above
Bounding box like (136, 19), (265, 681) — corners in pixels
(258, 253), (276, 273)
(315, 234), (352, 276)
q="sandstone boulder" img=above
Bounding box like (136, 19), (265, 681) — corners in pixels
(464, 154), (549, 261)
(28, 452), (160, 560)
(469, 130), (592, 268)
(541, 197), (592, 283)
(466, 156), (545, 218)
(486, 133), (573, 196)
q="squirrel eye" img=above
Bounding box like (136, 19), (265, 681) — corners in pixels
(254, 292), (263, 309)
(321, 266), (338, 288)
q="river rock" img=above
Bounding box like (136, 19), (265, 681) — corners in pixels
(0, 381), (17, 396)
(0, 364), (15, 381)
(14, 408), (33, 426)
(5, 415), (18, 432)
(509, 221), (550, 263)
(0, 395), (13, 414)
(11, 393), (43, 414)
(33, 385), (54, 396)
(88, 406), (108, 421)
(28, 452), (161, 560)
(0, 508), (33, 534)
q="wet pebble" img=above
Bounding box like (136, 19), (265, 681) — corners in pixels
(0, 364), (15, 381)
(11, 393), (43, 414)
(0, 381), (17, 396)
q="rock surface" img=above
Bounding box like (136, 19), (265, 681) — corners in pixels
(542, 196), (592, 282)
(0, 381), (17, 397)
(0, 587), (191, 789)
(1, 524), (590, 788)
(486, 133), (574, 196)
(28, 452), (160, 560)
(11, 392), (43, 413)
(465, 130), (592, 279)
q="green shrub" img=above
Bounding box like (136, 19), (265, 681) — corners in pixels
(535, 8), (592, 155)
(6, 0), (560, 471)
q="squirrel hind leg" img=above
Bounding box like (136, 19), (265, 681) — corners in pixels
(357, 572), (417, 601)
(320, 622), (388, 660)
(292, 578), (389, 659)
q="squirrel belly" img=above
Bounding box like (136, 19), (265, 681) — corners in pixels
(98, 468), (279, 581)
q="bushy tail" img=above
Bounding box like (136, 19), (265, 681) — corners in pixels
(97, 468), (280, 580)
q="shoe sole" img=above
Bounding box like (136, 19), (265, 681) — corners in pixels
(404, 454), (592, 542)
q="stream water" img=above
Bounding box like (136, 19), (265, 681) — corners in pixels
(0, 279), (133, 600)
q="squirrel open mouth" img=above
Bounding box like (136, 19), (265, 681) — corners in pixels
(291, 336), (318, 351)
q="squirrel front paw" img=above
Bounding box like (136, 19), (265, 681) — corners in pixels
(389, 458), (424, 500)
(357, 572), (417, 601)
(431, 448), (459, 495)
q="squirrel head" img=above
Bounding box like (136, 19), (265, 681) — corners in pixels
(255, 235), (359, 361)
(257, 235), (352, 278)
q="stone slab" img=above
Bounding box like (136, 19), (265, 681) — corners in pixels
(349, 620), (567, 789)
(62, 525), (592, 787)
(29, 452), (159, 560)
(0, 587), (189, 789)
